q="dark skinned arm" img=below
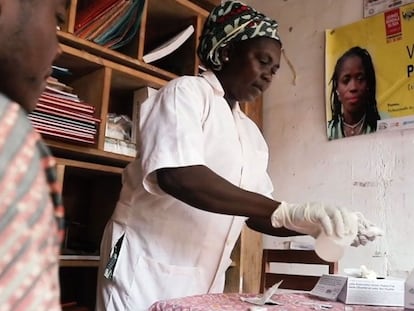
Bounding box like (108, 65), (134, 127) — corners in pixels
(156, 165), (304, 237)
(246, 217), (304, 236)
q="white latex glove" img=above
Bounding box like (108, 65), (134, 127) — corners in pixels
(271, 201), (354, 238)
(350, 212), (383, 247)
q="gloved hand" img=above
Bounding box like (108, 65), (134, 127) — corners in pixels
(271, 201), (356, 239)
(350, 212), (383, 247)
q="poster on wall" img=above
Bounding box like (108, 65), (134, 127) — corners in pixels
(364, 0), (414, 17)
(325, 3), (414, 140)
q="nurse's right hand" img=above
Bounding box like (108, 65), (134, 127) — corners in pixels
(270, 201), (355, 239)
(350, 212), (383, 247)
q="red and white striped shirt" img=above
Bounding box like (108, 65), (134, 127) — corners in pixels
(0, 94), (64, 311)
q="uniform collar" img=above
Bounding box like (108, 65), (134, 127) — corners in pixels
(200, 70), (246, 118)
(200, 70), (225, 97)
(233, 102), (246, 118)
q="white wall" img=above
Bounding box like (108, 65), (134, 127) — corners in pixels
(245, 0), (414, 278)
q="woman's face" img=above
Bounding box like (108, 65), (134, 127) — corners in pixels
(336, 55), (368, 115)
(219, 37), (281, 103)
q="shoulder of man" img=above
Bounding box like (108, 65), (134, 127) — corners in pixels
(0, 93), (32, 131)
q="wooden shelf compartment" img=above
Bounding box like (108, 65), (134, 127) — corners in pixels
(57, 31), (178, 82)
(55, 157), (124, 174)
(60, 0), (209, 79)
(141, 0), (208, 76)
(47, 139), (133, 167)
(71, 0), (144, 62)
(60, 256), (100, 268)
(52, 44), (106, 148)
(56, 159), (124, 310)
(60, 266), (97, 310)
(104, 66), (166, 157)
(49, 44), (168, 159)
(56, 158), (123, 261)
(107, 66), (162, 125)
(57, 43), (169, 88)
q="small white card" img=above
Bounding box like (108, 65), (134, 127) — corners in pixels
(310, 275), (348, 300)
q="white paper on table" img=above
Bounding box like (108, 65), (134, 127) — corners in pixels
(240, 280), (284, 305)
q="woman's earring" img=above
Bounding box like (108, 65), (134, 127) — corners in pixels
(335, 90), (341, 101)
(223, 56), (229, 62)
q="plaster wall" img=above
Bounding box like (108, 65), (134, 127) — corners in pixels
(246, 0), (414, 277)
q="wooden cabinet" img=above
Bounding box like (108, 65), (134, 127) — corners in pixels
(50, 0), (261, 309)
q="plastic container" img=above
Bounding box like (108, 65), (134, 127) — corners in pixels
(314, 213), (358, 262)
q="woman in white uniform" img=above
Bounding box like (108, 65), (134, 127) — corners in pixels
(96, 2), (380, 310)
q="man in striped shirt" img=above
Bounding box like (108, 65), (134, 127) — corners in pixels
(0, 0), (68, 310)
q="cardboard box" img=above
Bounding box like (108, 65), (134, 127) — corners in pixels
(338, 276), (404, 307)
(406, 269), (414, 310)
(310, 274), (405, 307)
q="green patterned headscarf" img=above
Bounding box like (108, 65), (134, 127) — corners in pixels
(197, 0), (281, 70)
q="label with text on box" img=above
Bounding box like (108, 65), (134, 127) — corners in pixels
(311, 274), (405, 307)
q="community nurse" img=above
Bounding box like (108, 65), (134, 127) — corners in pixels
(96, 2), (380, 310)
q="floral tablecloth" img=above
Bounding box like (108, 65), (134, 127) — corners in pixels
(149, 293), (404, 311)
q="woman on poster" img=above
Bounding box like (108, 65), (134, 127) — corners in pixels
(327, 46), (381, 139)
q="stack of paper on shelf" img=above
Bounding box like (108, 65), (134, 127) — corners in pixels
(46, 76), (73, 93)
(29, 79), (100, 144)
(104, 137), (136, 157)
(104, 113), (136, 157)
(74, 0), (145, 50)
(142, 25), (195, 63)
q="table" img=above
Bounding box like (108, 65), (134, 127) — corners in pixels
(149, 292), (404, 311)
